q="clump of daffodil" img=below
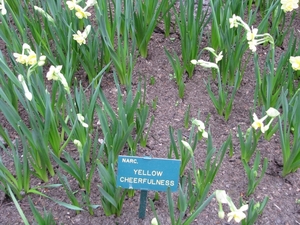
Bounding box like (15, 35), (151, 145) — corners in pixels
(229, 14), (274, 52)
(280, 0), (298, 12)
(77, 113), (89, 128)
(18, 74), (32, 101)
(66, 0), (96, 19)
(192, 119), (208, 138)
(13, 43), (46, 66)
(0, 0), (6, 15)
(251, 107), (280, 133)
(289, 56), (300, 71)
(46, 65), (70, 93)
(73, 25), (91, 45)
(215, 190), (248, 223)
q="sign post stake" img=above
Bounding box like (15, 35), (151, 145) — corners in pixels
(138, 190), (148, 219)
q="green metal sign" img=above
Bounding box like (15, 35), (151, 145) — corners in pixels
(117, 155), (180, 192)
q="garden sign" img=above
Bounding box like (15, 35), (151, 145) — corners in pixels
(117, 155), (180, 219)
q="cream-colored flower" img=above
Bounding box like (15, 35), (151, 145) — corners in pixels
(181, 140), (193, 156)
(289, 56), (300, 71)
(34, 6), (54, 23)
(66, 0), (78, 10)
(266, 107), (280, 118)
(73, 30), (86, 45)
(251, 113), (268, 133)
(227, 204), (248, 223)
(216, 190), (228, 204)
(247, 27), (258, 41)
(26, 52), (37, 65)
(47, 65), (70, 92)
(215, 51), (223, 63)
(73, 25), (91, 45)
(0, 0), (6, 15)
(18, 74), (32, 101)
(248, 39), (258, 52)
(281, 0), (298, 12)
(74, 139), (83, 153)
(13, 53), (28, 64)
(191, 59), (219, 70)
(47, 65), (63, 80)
(192, 119), (208, 138)
(77, 113), (89, 128)
(75, 5), (91, 19)
(13, 43), (46, 66)
(86, 0), (97, 7)
(151, 218), (158, 225)
(229, 14), (240, 28)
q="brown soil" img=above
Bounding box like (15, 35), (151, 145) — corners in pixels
(1, 7), (300, 225)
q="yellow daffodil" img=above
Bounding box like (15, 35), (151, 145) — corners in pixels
(227, 204), (248, 223)
(77, 113), (89, 128)
(75, 5), (91, 19)
(0, 0), (6, 15)
(18, 74), (32, 101)
(289, 56), (300, 71)
(73, 25), (91, 45)
(281, 0), (299, 12)
(13, 43), (46, 66)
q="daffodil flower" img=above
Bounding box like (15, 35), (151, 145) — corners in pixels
(75, 5), (91, 19)
(191, 59), (219, 70)
(74, 139), (83, 154)
(86, 0), (97, 7)
(251, 113), (268, 133)
(281, 0), (298, 12)
(34, 6), (54, 23)
(289, 56), (300, 71)
(192, 119), (208, 138)
(181, 140), (193, 157)
(227, 204), (248, 223)
(151, 218), (158, 225)
(13, 43), (46, 66)
(77, 113), (89, 128)
(46, 65), (70, 93)
(229, 14), (241, 28)
(266, 107), (280, 118)
(0, 0), (6, 15)
(18, 74), (32, 101)
(216, 190), (228, 204)
(202, 47), (223, 63)
(66, 0), (78, 10)
(73, 25), (91, 45)
(246, 27), (258, 42)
